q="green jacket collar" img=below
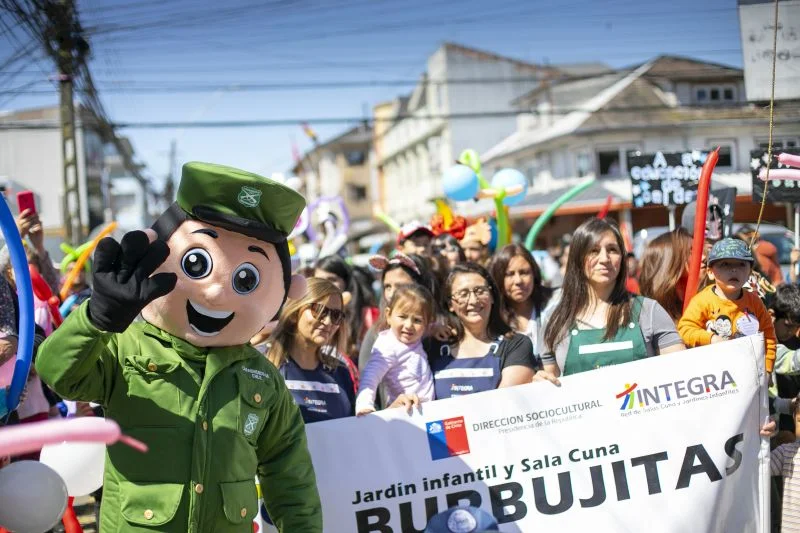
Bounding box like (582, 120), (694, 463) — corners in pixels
(141, 322), (258, 367)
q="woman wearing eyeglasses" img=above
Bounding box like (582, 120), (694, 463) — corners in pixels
(405, 263), (539, 402)
(267, 278), (355, 423)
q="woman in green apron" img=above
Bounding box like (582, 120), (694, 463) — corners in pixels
(541, 218), (684, 377)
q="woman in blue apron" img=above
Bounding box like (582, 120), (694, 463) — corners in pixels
(489, 243), (560, 375)
(424, 263), (539, 401)
(267, 278), (355, 423)
(541, 218), (684, 377)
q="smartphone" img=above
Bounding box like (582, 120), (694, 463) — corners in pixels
(16, 190), (36, 215)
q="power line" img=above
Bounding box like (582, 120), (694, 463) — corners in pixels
(0, 63), (759, 95)
(1, 104), (797, 130)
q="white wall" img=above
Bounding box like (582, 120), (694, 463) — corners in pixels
(381, 46), (543, 222)
(110, 177), (147, 232)
(0, 128), (64, 228)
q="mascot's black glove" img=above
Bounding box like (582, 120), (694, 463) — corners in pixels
(87, 230), (177, 333)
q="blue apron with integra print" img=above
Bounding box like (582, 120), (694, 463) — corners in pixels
(280, 357), (352, 424)
(431, 338), (503, 400)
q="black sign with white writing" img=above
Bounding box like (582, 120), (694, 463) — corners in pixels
(629, 151), (706, 207)
(751, 149), (800, 204)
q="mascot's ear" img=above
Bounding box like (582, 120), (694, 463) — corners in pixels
(287, 274), (307, 300)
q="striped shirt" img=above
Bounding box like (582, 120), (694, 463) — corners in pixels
(771, 441), (800, 532)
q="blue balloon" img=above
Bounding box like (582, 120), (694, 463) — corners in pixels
(491, 168), (528, 206)
(59, 293), (79, 320)
(442, 164), (479, 202)
(0, 200), (34, 413)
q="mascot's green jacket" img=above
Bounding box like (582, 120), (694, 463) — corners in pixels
(37, 162), (322, 532)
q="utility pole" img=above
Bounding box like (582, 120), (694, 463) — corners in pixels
(162, 139), (177, 206)
(50, 0), (88, 244)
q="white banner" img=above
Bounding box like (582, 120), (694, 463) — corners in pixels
(305, 336), (770, 533)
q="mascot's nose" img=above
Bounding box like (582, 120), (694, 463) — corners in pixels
(202, 282), (227, 305)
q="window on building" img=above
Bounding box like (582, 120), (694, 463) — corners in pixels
(696, 88), (708, 102)
(597, 150), (621, 177)
(348, 184), (367, 202)
(723, 88), (734, 101)
(576, 152), (592, 177)
(758, 137), (800, 150)
(710, 88), (720, 101)
(345, 150), (366, 166)
(717, 146), (733, 168)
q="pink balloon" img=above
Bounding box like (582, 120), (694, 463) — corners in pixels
(758, 168), (800, 181)
(0, 417), (147, 457)
(778, 153), (800, 168)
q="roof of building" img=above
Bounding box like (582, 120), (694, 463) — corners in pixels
(549, 62), (614, 77)
(482, 55), (770, 163)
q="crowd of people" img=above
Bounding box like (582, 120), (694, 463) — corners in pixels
(3, 192), (800, 531)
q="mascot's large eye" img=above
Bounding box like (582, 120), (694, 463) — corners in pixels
(232, 263), (260, 294)
(182, 248), (212, 279)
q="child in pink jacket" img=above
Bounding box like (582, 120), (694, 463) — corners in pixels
(356, 285), (435, 415)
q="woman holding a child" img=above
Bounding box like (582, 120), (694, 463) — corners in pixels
(389, 263), (539, 409)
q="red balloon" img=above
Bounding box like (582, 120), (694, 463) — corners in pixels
(28, 265), (63, 327)
(683, 148), (720, 312)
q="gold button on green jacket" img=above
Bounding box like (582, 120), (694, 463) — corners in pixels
(36, 302), (322, 533)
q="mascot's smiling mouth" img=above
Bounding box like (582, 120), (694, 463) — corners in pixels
(186, 300), (235, 337)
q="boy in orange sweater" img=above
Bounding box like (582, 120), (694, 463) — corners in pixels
(678, 238), (776, 373)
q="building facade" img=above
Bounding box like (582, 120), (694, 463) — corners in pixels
(479, 55), (800, 246)
(292, 124), (374, 227)
(375, 43), (580, 224)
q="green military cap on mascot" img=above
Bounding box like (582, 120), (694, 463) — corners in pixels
(155, 161), (305, 243)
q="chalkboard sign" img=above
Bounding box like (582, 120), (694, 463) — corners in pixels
(629, 151), (706, 208)
(750, 148), (800, 204)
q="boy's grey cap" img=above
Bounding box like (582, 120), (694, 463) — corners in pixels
(707, 238), (755, 265)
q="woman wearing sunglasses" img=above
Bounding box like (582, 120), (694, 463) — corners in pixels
(267, 278), (355, 423)
(393, 263), (539, 405)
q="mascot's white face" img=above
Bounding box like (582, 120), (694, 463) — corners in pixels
(142, 219), (294, 347)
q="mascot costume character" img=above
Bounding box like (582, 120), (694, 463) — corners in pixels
(36, 163), (322, 532)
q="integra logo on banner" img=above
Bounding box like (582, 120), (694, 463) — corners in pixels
(426, 416), (470, 461)
(616, 370), (737, 412)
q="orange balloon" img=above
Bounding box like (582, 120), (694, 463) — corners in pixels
(59, 222), (118, 301)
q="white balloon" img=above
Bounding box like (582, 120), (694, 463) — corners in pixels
(0, 461), (67, 533)
(40, 441), (106, 497)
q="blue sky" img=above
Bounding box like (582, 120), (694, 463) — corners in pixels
(0, 0), (745, 192)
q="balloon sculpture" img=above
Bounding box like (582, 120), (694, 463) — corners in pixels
(0, 461), (68, 532)
(0, 415), (147, 533)
(524, 178), (596, 250)
(683, 147), (720, 312)
(59, 241), (93, 275)
(30, 264), (63, 327)
(0, 195), (34, 413)
(307, 196), (350, 259)
(59, 221), (118, 301)
(429, 198), (467, 240)
(372, 205), (401, 234)
(758, 152), (800, 181)
(441, 149), (527, 248)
